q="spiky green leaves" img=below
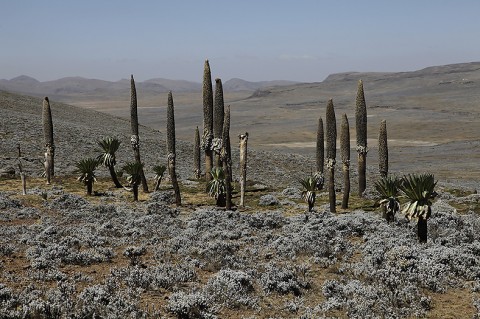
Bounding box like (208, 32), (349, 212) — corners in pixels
(75, 158), (98, 185)
(299, 175), (320, 212)
(326, 99), (337, 161)
(375, 175), (401, 223)
(207, 167), (226, 200)
(399, 174), (437, 221)
(123, 162), (144, 187)
(97, 137), (121, 167)
(75, 158), (98, 195)
(374, 175), (401, 199)
(379, 119), (388, 178)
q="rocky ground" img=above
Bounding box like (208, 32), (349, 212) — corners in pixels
(1, 91), (480, 318)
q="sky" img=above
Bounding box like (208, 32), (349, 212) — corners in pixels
(1, 0), (480, 83)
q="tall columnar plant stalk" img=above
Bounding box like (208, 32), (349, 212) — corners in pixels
(355, 80), (368, 196)
(315, 117), (325, 190)
(42, 97), (55, 184)
(97, 137), (122, 188)
(193, 126), (201, 179)
(316, 117), (325, 173)
(222, 105), (232, 209)
(167, 91), (181, 206)
(340, 114), (350, 209)
(202, 60), (214, 182)
(213, 78), (225, 168)
(379, 119), (388, 178)
(239, 132), (249, 207)
(130, 75), (148, 192)
(326, 99), (337, 213)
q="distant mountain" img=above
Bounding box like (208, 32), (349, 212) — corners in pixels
(223, 78), (299, 91)
(144, 78), (201, 92)
(0, 75), (300, 100)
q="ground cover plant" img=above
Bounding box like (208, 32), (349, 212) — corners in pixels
(1, 175), (479, 318)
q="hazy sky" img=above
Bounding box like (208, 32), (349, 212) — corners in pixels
(1, 0), (479, 82)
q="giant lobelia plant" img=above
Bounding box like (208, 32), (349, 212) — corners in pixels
(355, 80), (368, 196)
(374, 175), (401, 223)
(42, 97), (55, 184)
(399, 173), (437, 243)
(202, 60), (214, 182)
(123, 162), (144, 201)
(378, 119), (389, 178)
(166, 91), (181, 206)
(213, 78), (225, 168)
(74, 158), (98, 196)
(97, 137), (122, 188)
(299, 175), (320, 212)
(340, 114), (350, 209)
(130, 75), (148, 192)
(315, 117), (325, 190)
(326, 99), (337, 213)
